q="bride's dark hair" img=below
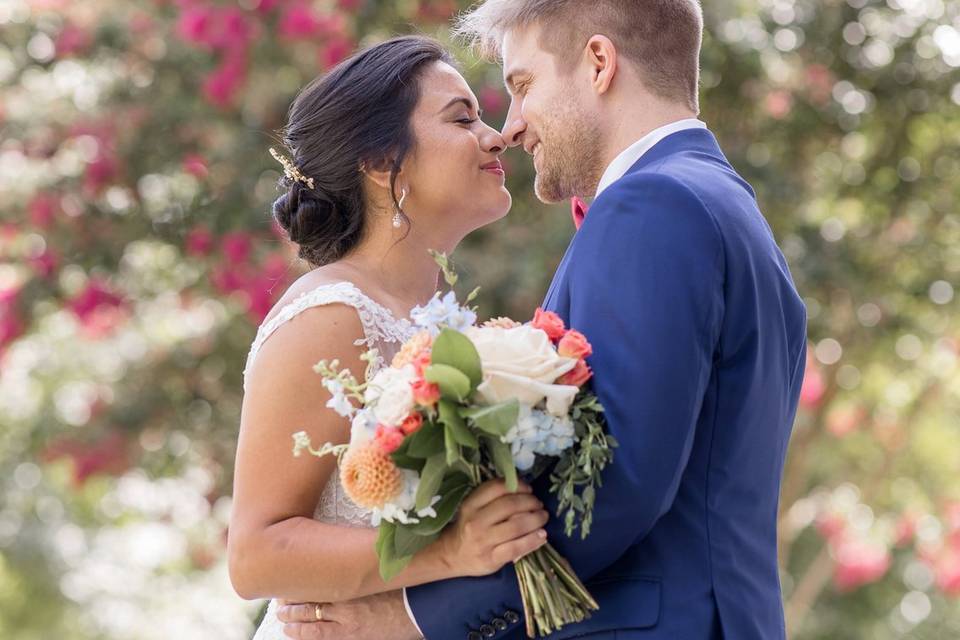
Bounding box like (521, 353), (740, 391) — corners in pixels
(272, 36), (454, 266)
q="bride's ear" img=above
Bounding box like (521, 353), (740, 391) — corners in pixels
(360, 159), (391, 189)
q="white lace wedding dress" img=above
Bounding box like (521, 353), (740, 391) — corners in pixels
(241, 281), (418, 640)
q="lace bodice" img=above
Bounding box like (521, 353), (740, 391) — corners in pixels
(244, 282), (418, 640)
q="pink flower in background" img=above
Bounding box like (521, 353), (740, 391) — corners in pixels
(799, 353), (825, 410)
(182, 153), (209, 178)
(0, 287), (24, 357)
(894, 512), (919, 547)
(815, 512), (846, 541)
(28, 193), (59, 229)
(221, 231), (252, 264)
(69, 279), (124, 324)
(254, 0), (286, 14)
(28, 247), (59, 279)
(278, 3), (324, 40)
(40, 430), (131, 488)
(765, 90), (793, 120)
(202, 53), (247, 107)
(243, 275), (279, 322)
(83, 153), (118, 195)
(935, 549), (960, 596)
(185, 225), (214, 256)
(320, 35), (354, 68)
(338, 0), (365, 10)
(826, 404), (866, 438)
(832, 538), (891, 592)
(176, 5), (215, 46)
(54, 23), (93, 58)
(479, 86), (506, 114)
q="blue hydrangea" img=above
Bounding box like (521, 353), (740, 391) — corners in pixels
(410, 290), (477, 336)
(502, 406), (576, 471)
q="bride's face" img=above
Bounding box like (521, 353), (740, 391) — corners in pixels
(399, 62), (511, 236)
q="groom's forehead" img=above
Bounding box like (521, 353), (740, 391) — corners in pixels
(501, 28), (543, 81)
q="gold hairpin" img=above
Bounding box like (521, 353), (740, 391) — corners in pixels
(269, 147), (315, 189)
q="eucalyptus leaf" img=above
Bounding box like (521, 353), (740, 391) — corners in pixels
(461, 400), (520, 438)
(415, 453), (447, 511)
(424, 364), (472, 402)
(430, 328), (482, 389)
(439, 400), (478, 447)
(394, 527), (439, 557)
(484, 435), (518, 492)
(406, 422), (444, 458)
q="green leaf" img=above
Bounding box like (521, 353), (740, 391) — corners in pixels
(394, 527), (439, 557)
(409, 472), (472, 535)
(415, 453), (447, 511)
(483, 435), (518, 492)
(430, 329), (482, 389)
(444, 423), (460, 466)
(424, 364), (472, 402)
(379, 552), (414, 582)
(439, 400), (478, 447)
(461, 400), (520, 438)
(406, 422), (444, 458)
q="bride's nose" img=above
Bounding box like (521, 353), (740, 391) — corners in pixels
(479, 123), (505, 155)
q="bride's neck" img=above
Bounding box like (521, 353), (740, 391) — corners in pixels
(339, 220), (457, 310)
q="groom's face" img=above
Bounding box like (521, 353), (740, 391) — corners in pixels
(500, 26), (605, 203)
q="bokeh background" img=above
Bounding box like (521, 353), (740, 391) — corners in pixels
(1, 0), (959, 638)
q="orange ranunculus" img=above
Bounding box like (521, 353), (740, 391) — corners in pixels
(531, 307), (565, 341)
(557, 329), (592, 360)
(558, 359), (592, 387)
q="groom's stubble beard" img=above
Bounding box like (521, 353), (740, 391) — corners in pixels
(532, 98), (606, 203)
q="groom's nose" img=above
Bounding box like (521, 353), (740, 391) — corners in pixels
(500, 99), (526, 148)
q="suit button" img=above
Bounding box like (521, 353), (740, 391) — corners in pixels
(492, 617), (508, 631)
(480, 624), (495, 637)
(503, 610), (520, 624)
(467, 632), (482, 640)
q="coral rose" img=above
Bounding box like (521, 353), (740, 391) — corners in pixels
(399, 413), (424, 436)
(557, 330), (592, 360)
(531, 308), (565, 341)
(411, 378), (441, 407)
(558, 359), (592, 387)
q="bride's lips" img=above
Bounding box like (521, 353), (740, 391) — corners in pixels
(481, 160), (505, 177)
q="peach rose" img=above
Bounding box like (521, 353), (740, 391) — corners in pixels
(557, 330), (592, 360)
(411, 378), (441, 407)
(399, 412), (424, 436)
(531, 307), (565, 341)
(558, 359), (592, 387)
(374, 424), (405, 454)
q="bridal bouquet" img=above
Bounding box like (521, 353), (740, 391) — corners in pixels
(293, 253), (617, 638)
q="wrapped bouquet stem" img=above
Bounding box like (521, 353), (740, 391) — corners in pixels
(293, 253), (617, 637)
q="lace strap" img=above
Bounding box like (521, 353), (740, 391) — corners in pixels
(242, 281), (413, 390)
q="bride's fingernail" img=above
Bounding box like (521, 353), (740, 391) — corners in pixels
(537, 529), (547, 539)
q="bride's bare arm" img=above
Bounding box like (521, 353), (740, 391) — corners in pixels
(228, 304), (548, 603)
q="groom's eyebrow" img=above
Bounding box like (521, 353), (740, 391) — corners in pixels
(439, 97), (482, 116)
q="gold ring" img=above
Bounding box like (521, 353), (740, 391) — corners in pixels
(315, 603), (324, 621)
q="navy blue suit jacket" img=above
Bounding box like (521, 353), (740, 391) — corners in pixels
(406, 127), (807, 639)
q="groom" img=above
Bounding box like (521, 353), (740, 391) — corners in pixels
(281, 0), (807, 638)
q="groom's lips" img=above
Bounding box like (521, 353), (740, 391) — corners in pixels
(481, 160), (505, 176)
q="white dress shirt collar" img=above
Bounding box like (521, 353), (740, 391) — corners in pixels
(594, 118), (707, 197)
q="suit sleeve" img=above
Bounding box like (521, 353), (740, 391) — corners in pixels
(405, 173), (726, 639)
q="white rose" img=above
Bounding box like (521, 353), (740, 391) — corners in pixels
(364, 364), (417, 427)
(465, 325), (580, 416)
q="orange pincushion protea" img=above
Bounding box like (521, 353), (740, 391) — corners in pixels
(339, 440), (404, 509)
(391, 330), (433, 368)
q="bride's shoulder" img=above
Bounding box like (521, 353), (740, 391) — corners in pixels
(259, 264), (357, 327)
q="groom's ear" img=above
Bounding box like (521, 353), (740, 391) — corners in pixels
(584, 35), (618, 96)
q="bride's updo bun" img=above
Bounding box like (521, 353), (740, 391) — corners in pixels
(271, 36), (454, 266)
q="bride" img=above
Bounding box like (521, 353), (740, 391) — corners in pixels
(229, 36), (549, 639)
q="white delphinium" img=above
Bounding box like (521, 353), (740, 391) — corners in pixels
(371, 469), (442, 526)
(322, 377), (355, 417)
(410, 291), (477, 336)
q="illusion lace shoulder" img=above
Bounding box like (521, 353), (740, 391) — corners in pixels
(242, 281), (417, 640)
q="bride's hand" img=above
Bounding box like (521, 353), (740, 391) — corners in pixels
(434, 478), (549, 577)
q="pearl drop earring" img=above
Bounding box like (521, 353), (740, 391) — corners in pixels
(393, 188), (407, 228)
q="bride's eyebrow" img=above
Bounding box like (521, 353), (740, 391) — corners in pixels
(438, 97), (482, 117)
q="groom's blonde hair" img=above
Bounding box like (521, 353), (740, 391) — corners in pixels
(454, 0), (703, 113)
